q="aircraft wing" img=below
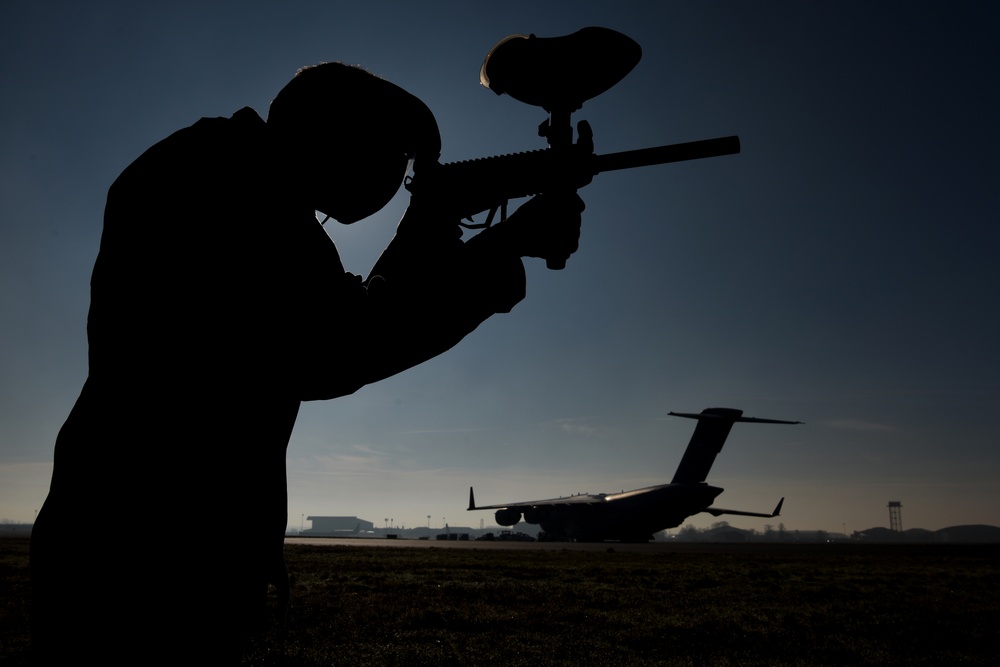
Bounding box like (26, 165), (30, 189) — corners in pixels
(668, 412), (802, 425)
(703, 497), (784, 518)
(468, 487), (607, 511)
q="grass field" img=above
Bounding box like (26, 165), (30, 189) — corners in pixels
(2, 537), (998, 665)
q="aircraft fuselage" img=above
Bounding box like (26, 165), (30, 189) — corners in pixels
(529, 483), (723, 541)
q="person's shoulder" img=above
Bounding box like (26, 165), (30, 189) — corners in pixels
(229, 106), (265, 127)
(111, 108), (266, 192)
(161, 107), (266, 152)
(190, 107), (265, 134)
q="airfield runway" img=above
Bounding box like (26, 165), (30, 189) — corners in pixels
(283, 536), (864, 555)
(286, 536), (668, 553)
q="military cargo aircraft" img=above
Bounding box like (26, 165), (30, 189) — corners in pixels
(468, 407), (799, 542)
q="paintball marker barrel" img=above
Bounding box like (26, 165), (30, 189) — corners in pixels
(594, 135), (740, 173)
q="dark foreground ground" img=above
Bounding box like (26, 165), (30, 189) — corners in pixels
(2, 537), (998, 665)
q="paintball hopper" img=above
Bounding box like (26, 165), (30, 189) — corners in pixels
(480, 27), (642, 114)
(479, 27), (642, 267)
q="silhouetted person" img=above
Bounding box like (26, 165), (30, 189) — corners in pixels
(31, 63), (583, 664)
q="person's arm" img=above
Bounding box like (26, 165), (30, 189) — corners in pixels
(294, 193), (582, 401)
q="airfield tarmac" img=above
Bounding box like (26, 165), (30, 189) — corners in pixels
(286, 536), (666, 553)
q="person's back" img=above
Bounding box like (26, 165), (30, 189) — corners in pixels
(31, 106), (309, 663)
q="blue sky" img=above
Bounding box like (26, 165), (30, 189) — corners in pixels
(2, 2), (998, 534)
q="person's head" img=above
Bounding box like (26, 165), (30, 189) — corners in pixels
(267, 62), (441, 223)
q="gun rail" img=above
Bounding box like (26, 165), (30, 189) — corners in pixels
(406, 134), (740, 224)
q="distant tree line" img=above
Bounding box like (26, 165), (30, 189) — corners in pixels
(670, 521), (837, 543)
(669, 522), (1000, 543)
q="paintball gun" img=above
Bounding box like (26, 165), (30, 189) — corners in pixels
(403, 27), (741, 269)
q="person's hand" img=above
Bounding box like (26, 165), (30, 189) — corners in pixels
(495, 192), (584, 268)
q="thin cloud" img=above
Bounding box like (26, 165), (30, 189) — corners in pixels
(396, 426), (496, 435)
(552, 417), (598, 436)
(292, 446), (392, 476)
(826, 419), (896, 432)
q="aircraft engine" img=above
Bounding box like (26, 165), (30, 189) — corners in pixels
(494, 508), (522, 527)
(522, 507), (550, 524)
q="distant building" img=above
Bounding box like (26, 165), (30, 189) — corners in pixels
(302, 516), (375, 536)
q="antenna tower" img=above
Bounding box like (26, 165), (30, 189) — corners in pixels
(888, 501), (903, 532)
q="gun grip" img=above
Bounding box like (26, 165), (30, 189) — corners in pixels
(546, 257), (567, 270)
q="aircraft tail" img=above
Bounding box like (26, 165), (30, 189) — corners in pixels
(668, 408), (800, 485)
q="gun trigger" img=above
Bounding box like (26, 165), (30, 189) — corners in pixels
(458, 214), (492, 230)
(576, 120), (594, 153)
(484, 207), (498, 228)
